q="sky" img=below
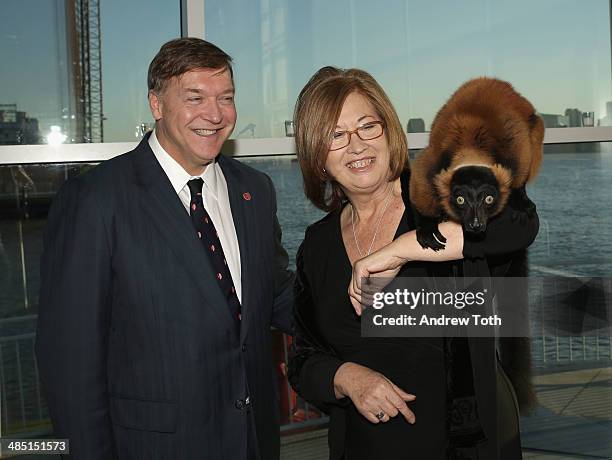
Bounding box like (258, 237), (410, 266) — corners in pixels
(1, 0), (611, 142)
(0, 0), (179, 142)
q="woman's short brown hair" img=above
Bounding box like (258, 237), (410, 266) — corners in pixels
(294, 66), (408, 212)
(148, 38), (233, 94)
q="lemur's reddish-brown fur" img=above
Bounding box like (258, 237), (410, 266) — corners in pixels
(409, 77), (544, 220)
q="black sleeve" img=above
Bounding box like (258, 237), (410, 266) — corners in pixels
(463, 191), (540, 260)
(35, 177), (116, 459)
(287, 236), (349, 411)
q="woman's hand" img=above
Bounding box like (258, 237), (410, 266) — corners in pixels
(334, 362), (416, 424)
(349, 221), (464, 315)
(349, 241), (408, 315)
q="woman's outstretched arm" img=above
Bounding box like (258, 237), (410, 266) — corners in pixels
(349, 197), (540, 314)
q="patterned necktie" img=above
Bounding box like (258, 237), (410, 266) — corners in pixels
(187, 178), (241, 327)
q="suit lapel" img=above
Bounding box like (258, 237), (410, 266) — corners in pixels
(218, 155), (255, 341)
(132, 139), (235, 326)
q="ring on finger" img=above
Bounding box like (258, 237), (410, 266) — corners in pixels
(375, 411), (385, 421)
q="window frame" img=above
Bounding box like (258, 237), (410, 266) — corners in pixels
(1, 128), (611, 165)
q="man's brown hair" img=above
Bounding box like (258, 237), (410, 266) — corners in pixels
(294, 66), (408, 212)
(148, 37), (233, 94)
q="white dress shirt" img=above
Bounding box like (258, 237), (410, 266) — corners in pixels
(149, 130), (242, 303)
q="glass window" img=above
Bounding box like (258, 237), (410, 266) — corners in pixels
(205, 0), (612, 138)
(521, 144), (612, 455)
(529, 144), (612, 276)
(0, 0), (180, 145)
(240, 157), (323, 265)
(0, 163), (95, 435)
(2, 146), (611, 450)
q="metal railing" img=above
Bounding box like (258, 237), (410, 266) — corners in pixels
(0, 331), (48, 437)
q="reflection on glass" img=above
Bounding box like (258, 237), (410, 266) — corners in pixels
(0, 0), (180, 145)
(0, 104), (43, 145)
(206, 0), (612, 139)
(0, 162), (96, 436)
(46, 126), (67, 146)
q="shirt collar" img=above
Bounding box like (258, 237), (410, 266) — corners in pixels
(201, 157), (219, 201)
(149, 129), (220, 200)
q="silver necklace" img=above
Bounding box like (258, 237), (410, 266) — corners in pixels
(350, 184), (394, 258)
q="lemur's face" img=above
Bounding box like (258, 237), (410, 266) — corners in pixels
(450, 166), (501, 234)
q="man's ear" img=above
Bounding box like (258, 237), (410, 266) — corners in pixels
(149, 90), (162, 121)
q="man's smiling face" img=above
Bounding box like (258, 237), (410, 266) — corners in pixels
(149, 67), (236, 175)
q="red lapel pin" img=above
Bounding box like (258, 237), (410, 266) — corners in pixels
(243, 192), (251, 201)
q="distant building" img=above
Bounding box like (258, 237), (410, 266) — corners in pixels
(540, 113), (569, 128)
(0, 104), (41, 145)
(598, 101), (612, 126)
(564, 108), (582, 127)
(406, 118), (426, 133)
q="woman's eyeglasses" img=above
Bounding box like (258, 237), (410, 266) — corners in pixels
(329, 121), (385, 151)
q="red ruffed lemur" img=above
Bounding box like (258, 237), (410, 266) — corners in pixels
(410, 77), (544, 251)
(409, 77), (544, 413)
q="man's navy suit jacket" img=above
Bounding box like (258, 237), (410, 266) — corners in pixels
(36, 135), (294, 459)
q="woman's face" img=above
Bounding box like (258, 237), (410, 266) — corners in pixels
(324, 91), (391, 196)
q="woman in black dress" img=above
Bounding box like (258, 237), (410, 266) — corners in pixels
(288, 67), (539, 460)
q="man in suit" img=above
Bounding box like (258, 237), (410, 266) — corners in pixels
(36, 37), (294, 459)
